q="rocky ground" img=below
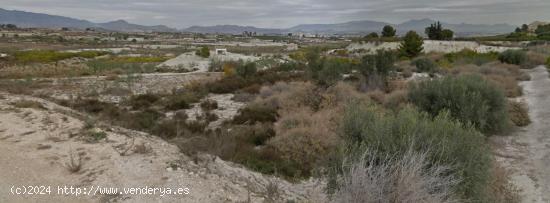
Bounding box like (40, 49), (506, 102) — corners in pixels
(0, 93), (326, 202)
(492, 66), (550, 203)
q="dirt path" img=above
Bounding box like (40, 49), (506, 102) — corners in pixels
(492, 66), (550, 203)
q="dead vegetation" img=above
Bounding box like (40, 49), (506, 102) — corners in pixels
(331, 149), (459, 203)
(11, 100), (46, 110)
(65, 151), (83, 173)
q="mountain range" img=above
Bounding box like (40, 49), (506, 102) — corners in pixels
(0, 8), (517, 36)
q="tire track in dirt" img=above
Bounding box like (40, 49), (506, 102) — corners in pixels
(492, 66), (550, 203)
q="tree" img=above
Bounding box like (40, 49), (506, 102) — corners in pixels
(399, 31), (424, 58)
(441, 29), (454, 40)
(425, 21), (443, 40)
(364, 32), (379, 40)
(521, 24), (529, 32)
(381, 25), (396, 37)
(425, 22), (454, 40)
(196, 46), (210, 58)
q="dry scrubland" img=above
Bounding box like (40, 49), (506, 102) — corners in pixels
(1, 37), (550, 202)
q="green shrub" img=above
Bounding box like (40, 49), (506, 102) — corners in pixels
(86, 130), (107, 142)
(411, 58), (437, 73)
(331, 103), (491, 202)
(196, 46), (210, 58)
(359, 50), (397, 77)
(444, 49), (498, 66)
(498, 50), (527, 65)
(409, 74), (508, 133)
(399, 31), (424, 58)
(546, 57), (550, 68)
(236, 62), (257, 78)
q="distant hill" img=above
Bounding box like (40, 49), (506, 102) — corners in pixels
(396, 18), (516, 36)
(288, 20), (390, 33)
(0, 8), (517, 36)
(0, 8), (177, 32)
(97, 20), (176, 33)
(183, 19), (516, 36)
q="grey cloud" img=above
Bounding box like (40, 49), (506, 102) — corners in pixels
(2, 0), (549, 28)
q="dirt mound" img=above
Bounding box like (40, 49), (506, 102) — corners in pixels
(0, 93), (325, 202)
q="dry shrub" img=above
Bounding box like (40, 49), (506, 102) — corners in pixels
(383, 90), (409, 109)
(254, 81), (320, 111)
(269, 108), (340, 168)
(525, 51), (548, 68)
(321, 82), (369, 108)
(388, 79), (408, 92)
(0, 63), (91, 79)
(66, 151), (82, 173)
(485, 74), (522, 98)
(331, 149), (459, 203)
(451, 62), (525, 97)
(508, 101), (531, 127)
(258, 82), (364, 175)
(12, 100), (45, 110)
(366, 90), (385, 104)
(486, 162), (521, 203)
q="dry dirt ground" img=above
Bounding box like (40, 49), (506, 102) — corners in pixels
(492, 66), (550, 203)
(0, 93), (326, 202)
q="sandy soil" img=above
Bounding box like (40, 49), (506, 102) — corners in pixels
(0, 93), (325, 203)
(347, 40), (520, 54)
(159, 51), (260, 72)
(492, 66), (550, 203)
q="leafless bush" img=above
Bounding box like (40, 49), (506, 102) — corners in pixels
(508, 101), (531, 127)
(264, 181), (281, 203)
(331, 149), (460, 203)
(66, 151), (82, 173)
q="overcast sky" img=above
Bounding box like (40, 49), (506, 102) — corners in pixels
(2, 0), (550, 28)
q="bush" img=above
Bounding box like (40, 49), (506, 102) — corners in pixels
(235, 62), (257, 78)
(196, 46), (210, 58)
(128, 94), (160, 110)
(165, 92), (204, 110)
(12, 100), (45, 109)
(411, 58), (437, 73)
(331, 148), (458, 203)
(232, 105), (278, 124)
(409, 74), (508, 133)
(546, 57), (550, 67)
(399, 31), (424, 58)
(444, 49), (498, 66)
(330, 103), (491, 201)
(200, 99), (218, 111)
(508, 101), (531, 127)
(498, 50), (527, 66)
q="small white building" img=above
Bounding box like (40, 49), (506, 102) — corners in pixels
(0, 53), (8, 58)
(215, 48), (227, 55)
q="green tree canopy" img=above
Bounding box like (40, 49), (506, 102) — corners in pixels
(399, 31), (424, 58)
(381, 25), (396, 37)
